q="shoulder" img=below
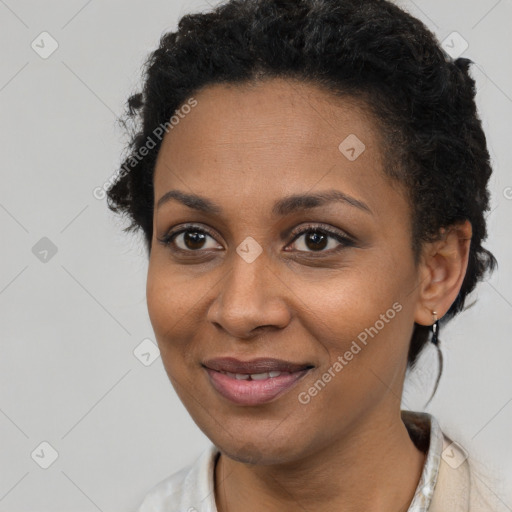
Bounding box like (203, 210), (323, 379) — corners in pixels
(467, 455), (510, 512)
(136, 465), (192, 512)
(135, 444), (219, 512)
(431, 430), (509, 512)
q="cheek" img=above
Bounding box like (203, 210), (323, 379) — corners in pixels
(146, 263), (198, 355)
(295, 277), (410, 410)
(300, 264), (405, 346)
(295, 263), (414, 404)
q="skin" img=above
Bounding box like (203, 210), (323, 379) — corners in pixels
(146, 77), (472, 511)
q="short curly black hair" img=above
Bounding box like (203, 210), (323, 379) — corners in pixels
(106, 0), (497, 378)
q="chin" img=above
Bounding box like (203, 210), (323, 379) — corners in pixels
(213, 431), (309, 467)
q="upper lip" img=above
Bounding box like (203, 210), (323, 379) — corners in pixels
(202, 357), (314, 374)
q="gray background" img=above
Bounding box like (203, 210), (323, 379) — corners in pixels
(1, 0), (511, 510)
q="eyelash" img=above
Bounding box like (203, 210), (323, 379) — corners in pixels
(157, 223), (355, 256)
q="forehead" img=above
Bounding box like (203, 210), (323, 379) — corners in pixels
(153, 78), (393, 216)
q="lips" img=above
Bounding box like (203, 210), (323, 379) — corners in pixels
(202, 357), (314, 406)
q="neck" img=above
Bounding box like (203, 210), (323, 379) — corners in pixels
(214, 407), (427, 512)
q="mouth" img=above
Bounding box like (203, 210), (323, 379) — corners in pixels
(202, 357), (314, 406)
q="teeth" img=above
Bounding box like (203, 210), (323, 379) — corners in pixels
(251, 372), (269, 380)
(219, 370), (290, 379)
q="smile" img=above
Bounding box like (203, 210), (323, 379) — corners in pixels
(203, 357), (314, 406)
(217, 370), (290, 380)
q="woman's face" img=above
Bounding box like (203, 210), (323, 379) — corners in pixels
(147, 78), (424, 464)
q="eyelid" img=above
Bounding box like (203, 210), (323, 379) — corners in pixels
(287, 222), (354, 245)
(158, 223), (221, 250)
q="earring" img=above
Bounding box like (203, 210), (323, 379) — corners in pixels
(425, 310), (443, 407)
(431, 310), (439, 346)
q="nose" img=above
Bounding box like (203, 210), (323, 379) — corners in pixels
(206, 248), (292, 340)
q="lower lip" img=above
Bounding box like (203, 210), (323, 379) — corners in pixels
(205, 368), (310, 406)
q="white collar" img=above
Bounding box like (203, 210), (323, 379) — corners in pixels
(404, 411), (444, 511)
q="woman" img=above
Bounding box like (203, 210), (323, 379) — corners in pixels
(107, 0), (507, 510)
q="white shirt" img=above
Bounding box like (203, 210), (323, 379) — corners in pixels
(135, 411), (507, 511)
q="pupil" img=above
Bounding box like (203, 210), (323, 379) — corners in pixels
(306, 231), (327, 251)
(185, 231), (206, 249)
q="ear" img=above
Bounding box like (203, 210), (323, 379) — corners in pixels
(414, 220), (472, 326)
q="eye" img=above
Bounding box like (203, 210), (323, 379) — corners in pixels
(286, 223), (355, 254)
(157, 223), (355, 255)
(158, 224), (222, 253)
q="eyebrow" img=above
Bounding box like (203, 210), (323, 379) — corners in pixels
(156, 189), (372, 216)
